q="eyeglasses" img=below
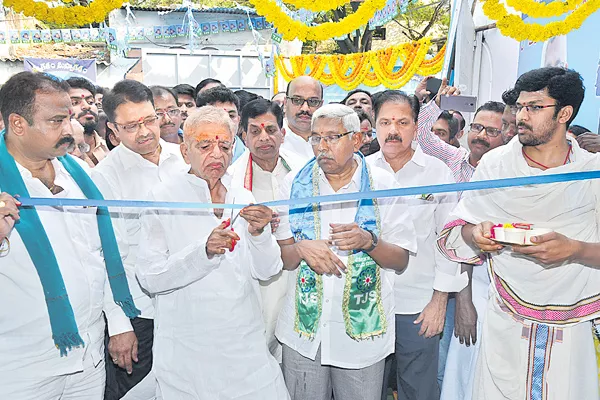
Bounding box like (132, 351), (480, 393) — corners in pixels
(287, 96), (323, 108)
(113, 116), (159, 134)
(469, 123), (502, 138)
(308, 131), (353, 147)
(515, 104), (559, 114)
(156, 109), (181, 119)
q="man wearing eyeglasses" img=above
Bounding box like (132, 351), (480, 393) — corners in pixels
(275, 104), (417, 400)
(68, 119), (95, 168)
(280, 76), (325, 163)
(66, 77), (108, 165)
(150, 86), (183, 144)
(91, 80), (187, 400)
(438, 67), (600, 400)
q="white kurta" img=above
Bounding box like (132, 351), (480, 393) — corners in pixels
(135, 172), (289, 400)
(443, 138), (600, 399)
(91, 140), (187, 326)
(275, 156), (418, 369)
(366, 146), (467, 313)
(229, 148), (304, 362)
(280, 119), (315, 163)
(0, 157), (130, 391)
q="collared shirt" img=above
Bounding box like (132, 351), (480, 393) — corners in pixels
(280, 119), (315, 163)
(228, 148), (304, 362)
(91, 140), (188, 325)
(135, 173), (288, 399)
(417, 101), (475, 184)
(366, 146), (467, 313)
(228, 147), (305, 202)
(275, 156), (418, 368)
(86, 131), (109, 166)
(0, 157), (131, 379)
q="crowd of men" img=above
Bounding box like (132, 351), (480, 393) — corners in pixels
(1, 66), (600, 400)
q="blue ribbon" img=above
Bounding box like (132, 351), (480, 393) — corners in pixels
(15, 170), (600, 210)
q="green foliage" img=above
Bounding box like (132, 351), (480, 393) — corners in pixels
(393, 0), (450, 41)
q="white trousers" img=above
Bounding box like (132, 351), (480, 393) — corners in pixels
(0, 360), (105, 400)
(441, 277), (489, 400)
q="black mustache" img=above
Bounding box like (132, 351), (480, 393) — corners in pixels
(56, 136), (75, 149)
(77, 110), (98, 119)
(385, 134), (403, 143)
(296, 111), (311, 118)
(471, 138), (490, 147)
(136, 135), (154, 143)
(518, 122), (533, 131)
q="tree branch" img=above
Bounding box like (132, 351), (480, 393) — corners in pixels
(419, 1), (447, 39)
(360, 28), (374, 52)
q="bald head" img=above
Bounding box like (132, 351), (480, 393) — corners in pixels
(286, 76), (323, 99)
(284, 75), (324, 138)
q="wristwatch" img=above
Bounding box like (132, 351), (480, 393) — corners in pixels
(364, 229), (378, 253)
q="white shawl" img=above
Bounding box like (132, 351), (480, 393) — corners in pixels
(448, 138), (600, 325)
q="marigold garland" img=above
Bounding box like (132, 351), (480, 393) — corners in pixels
(5, 0), (124, 26)
(505, 0), (583, 19)
(249, 0), (386, 42)
(482, 0), (600, 43)
(275, 38), (446, 91)
(281, 0), (351, 12)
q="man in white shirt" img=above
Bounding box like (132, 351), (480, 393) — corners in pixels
(135, 106), (289, 400)
(229, 98), (304, 362)
(365, 91), (467, 400)
(150, 86), (183, 145)
(0, 72), (137, 398)
(280, 76), (324, 162)
(91, 79), (188, 399)
(66, 77), (109, 165)
(275, 104), (417, 400)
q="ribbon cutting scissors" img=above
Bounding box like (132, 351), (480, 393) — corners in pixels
(222, 199), (240, 252)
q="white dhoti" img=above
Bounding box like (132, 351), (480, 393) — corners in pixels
(473, 295), (598, 400)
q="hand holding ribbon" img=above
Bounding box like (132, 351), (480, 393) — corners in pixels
(0, 192), (20, 240)
(239, 204), (272, 236)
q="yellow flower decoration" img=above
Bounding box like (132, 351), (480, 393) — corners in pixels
(5, 0), (124, 26)
(505, 0), (583, 19)
(249, 0), (386, 42)
(275, 38), (446, 91)
(482, 0), (600, 43)
(281, 0), (350, 12)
